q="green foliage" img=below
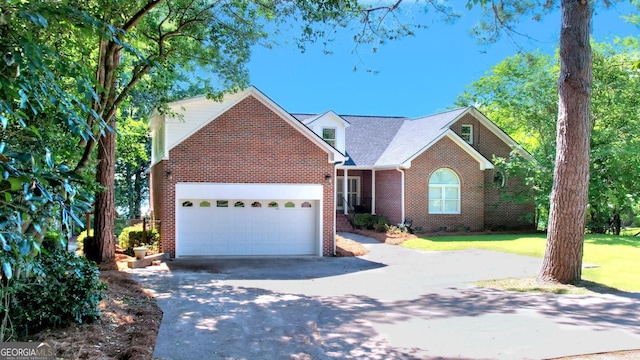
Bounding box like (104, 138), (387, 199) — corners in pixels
(353, 214), (389, 231)
(114, 218), (127, 238)
(386, 225), (407, 235)
(6, 240), (106, 338)
(458, 42), (640, 232)
(115, 117), (150, 219)
(117, 224), (158, 251)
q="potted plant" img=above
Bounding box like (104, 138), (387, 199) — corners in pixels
(133, 246), (147, 260)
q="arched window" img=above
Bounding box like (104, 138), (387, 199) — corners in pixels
(268, 201), (278, 208)
(284, 202), (295, 208)
(199, 201), (211, 207)
(301, 202), (312, 208)
(428, 168), (460, 214)
(182, 201), (193, 207)
(234, 201), (245, 208)
(251, 202), (262, 208)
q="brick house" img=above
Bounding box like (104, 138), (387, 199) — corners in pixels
(149, 86), (534, 258)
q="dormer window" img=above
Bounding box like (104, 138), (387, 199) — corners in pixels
(461, 124), (473, 144)
(322, 128), (336, 147)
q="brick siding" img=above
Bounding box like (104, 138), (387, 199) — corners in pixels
(375, 170), (402, 225)
(150, 95), (335, 257)
(450, 114), (535, 230)
(406, 136), (485, 232)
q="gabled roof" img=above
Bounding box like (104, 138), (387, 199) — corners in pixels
(300, 111), (351, 127)
(375, 108), (469, 167)
(296, 106), (529, 170)
(154, 86), (346, 164)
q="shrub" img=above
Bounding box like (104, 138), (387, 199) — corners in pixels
(354, 214), (389, 230)
(353, 213), (375, 229)
(118, 224), (159, 252)
(10, 240), (107, 337)
(387, 225), (407, 235)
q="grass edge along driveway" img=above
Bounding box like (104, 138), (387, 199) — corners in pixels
(402, 233), (640, 292)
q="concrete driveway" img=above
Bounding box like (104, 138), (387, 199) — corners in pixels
(131, 233), (640, 360)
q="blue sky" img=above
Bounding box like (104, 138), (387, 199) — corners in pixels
(248, 2), (638, 118)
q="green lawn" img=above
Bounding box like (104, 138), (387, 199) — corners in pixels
(402, 233), (640, 292)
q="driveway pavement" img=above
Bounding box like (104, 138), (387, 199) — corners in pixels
(130, 233), (640, 360)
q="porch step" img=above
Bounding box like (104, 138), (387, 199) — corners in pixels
(336, 214), (354, 232)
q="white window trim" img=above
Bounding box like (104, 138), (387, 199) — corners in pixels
(428, 169), (461, 214)
(322, 127), (337, 147)
(336, 176), (360, 210)
(461, 124), (473, 145)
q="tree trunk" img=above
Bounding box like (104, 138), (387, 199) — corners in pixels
(91, 119), (117, 264)
(539, 0), (592, 284)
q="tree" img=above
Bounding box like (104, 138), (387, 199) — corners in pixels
(67, 0), (432, 264)
(458, 42), (640, 235)
(115, 117), (149, 219)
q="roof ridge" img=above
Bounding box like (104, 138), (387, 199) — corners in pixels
(291, 112), (407, 119)
(416, 106), (470, 118)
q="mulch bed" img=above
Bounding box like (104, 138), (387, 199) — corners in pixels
(30, 253), (162, 360)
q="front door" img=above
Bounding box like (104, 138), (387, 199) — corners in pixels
(336, 176), (360, 210)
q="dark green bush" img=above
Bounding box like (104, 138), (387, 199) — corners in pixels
(10, 240), (107, 336)
(118, 224), (159, 251)
(354, 214), (389, 231)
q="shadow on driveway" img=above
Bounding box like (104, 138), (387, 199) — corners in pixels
(137, 273), (640, 360)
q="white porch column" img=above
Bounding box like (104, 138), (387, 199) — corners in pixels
(371, 169), (376, 215)
(343, 168), (349, 215)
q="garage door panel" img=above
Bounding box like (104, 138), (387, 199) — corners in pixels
(177, 195), (319, 256)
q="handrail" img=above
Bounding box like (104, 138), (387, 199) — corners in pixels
(341, 196), (357, 228)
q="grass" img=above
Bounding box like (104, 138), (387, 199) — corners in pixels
(402, 231), (640, 292)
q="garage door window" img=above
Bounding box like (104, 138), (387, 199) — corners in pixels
(268, 201), (278, 208)
(301, 202), (312, 208)
(199, 201), (211, 207)
(251, 202), (262, 208)
(182, 201), (193, 207)
(285, 202), (295, 208)
(217, 200), (228, 207)
(234, 201), (245, 207)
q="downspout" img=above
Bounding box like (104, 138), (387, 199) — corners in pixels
(371, 169), (376, 215)
(396, 167), (405, 225)
(333, 159), (346, 256)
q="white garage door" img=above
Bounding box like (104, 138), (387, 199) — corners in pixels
(175, 183), (323, 257)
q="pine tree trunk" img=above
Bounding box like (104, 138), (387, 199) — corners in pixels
(539, 0), (592, 284)
(92, 119), (117, 264)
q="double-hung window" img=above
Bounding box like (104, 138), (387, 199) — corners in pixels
(322, 128), (336, 147)
(460, 124), (473, 144)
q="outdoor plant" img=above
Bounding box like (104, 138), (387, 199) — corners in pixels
(354, 214), (389, 230)
(117, 224), (159, 253)
(9, 238), (106, 337)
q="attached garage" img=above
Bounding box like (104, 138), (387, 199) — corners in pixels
(175, 183), (324, 257)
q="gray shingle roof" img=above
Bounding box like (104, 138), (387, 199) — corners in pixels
(375, 107), (469, 166)
(293, 107), (472, 167)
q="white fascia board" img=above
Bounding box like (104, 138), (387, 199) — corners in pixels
(373, 164), (410, 171)
(401, 130), (450, 166)
(336, 165), (374, 170)
(445, 131), (494, 170)
(305, 111), (351, 128)
(466, 107), (534, 161)
(248, 87), (346, 163)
